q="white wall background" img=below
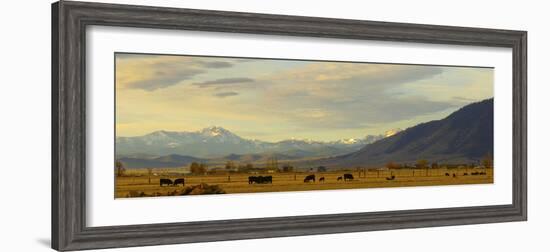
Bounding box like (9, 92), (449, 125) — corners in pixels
(0, 0), (547, 251)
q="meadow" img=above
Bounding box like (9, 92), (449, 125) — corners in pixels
(116, 167), (493, 198)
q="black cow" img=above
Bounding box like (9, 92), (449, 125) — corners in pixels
(480, 172), (487, 175)
(445, 173), (450, 176)
(386, 175), (396, 180)
(262, 176), (273, 184)
(343, 173), (354, 181)
(160, 178), (173, 187)
(463, 173), (469, 176)
(337, 176), (343, 181)
(174, 178), (185, 186)
(452, 174), (457, 178)
(304, 174), (315, 183)
(319, 177), (325, 183)
(249, 176), (273, 184)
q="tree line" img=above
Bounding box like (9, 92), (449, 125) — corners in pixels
(385, 153), (494, 170)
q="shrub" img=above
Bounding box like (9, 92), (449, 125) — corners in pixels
(180, 183), (226, 195)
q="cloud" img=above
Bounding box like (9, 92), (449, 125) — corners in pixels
(259, 63), (445, 104)
(276, 96), (456, 129)
(214, 91), (239, 98)
(115, 54), (234, 91)
(255, 63), (459, 129)
(452, 96), (477, 102)
(193, 77), (254, 88)
(200, 61), (233, 68)
(116, 55), (493, 141)
(129, 69), (204, 91)
(267, 63), (443, 88)
(230, 58), (258, 63)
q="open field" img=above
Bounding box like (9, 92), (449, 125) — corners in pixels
(116, 168), (493, 198)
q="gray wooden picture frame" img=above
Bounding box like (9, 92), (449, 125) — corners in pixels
(51, 1), (527, 251)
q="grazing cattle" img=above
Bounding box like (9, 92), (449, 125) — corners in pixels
(463, 173), (469, 176)
(174, 178), (185, 186)
(319, 177), (325, 183)
(386, 175), (396, 180)
(160, 178), (173, 187)
(445, 173), (450, 176)
(480, 172), (487, 175)
(343, 173), (354, 181)
(471, 172), (480, 175)
(263, 176), (273, 184)
(452, 174), (457, 178)
(248, 176), (272, 184)
(304, 174), (315, 183)
(337, 176), (343, 181)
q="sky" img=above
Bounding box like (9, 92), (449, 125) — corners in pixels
(115, 53), (493, 142)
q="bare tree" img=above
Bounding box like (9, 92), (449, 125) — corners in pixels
(199, 163), (208, 174)
(282, 164), (294, 172)
(416, 159), (428, 169)
(225, 161), (235, 171)
(190, 162), (207, 175)
(115, 160), (125, 177)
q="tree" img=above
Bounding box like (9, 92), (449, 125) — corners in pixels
(225, 161), (235, 171)
(431, 162), (439, 169)
(190, 162), (198, 173)
(282, 164), (294, 172)
(190, 162), (206, 174)
(318, 166), (327, 172)
(482, 153), (493, 169)
(237, 164), (245, 172)
(199, 163), (208, 174)
(115, 160), (126, 177)
(237, 163), (252, 172)
(386, 161), (401, 169)
(416, 159), (428, 169)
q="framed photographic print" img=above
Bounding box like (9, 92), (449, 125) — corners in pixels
(52, 1), (527, 251)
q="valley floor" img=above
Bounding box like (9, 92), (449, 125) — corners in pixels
(115, 168), (493, 198)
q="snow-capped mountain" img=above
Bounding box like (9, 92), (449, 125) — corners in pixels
(116, 126), (391, 158)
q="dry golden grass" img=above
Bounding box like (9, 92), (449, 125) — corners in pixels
(115, 167), (493, 198)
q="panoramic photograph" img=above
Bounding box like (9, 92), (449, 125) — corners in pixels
(114, 53), (494, 198)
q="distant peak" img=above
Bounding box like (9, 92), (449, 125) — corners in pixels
(341, 138), (358, 144)
(203, 126), (226, 131)
(148, 130), (171, 136)
(199, 126), (235, 137)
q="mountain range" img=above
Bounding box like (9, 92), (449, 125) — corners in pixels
(317, 98), (494, 168)
(116, 99), (493, 170)
(116, 126), (398, 159)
